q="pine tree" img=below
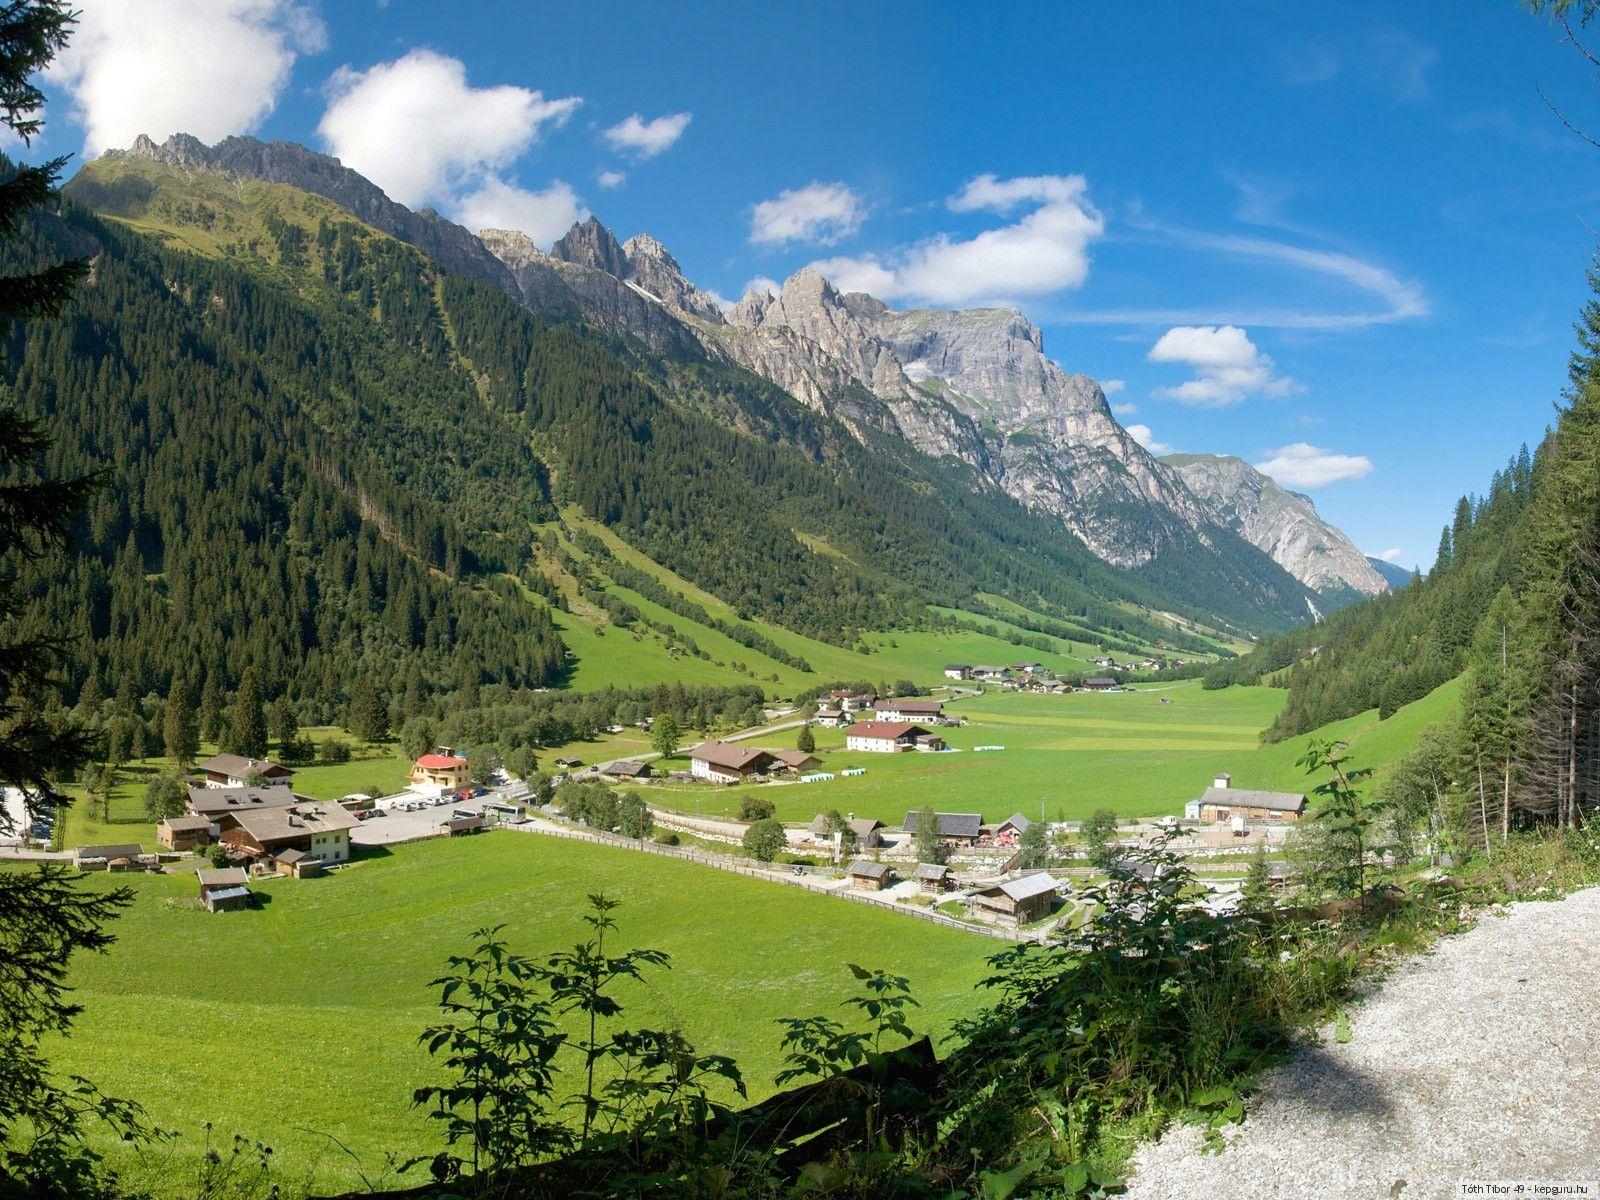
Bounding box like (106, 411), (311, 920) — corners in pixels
(796, 723), (815, 754)
(225, 667), (268, 759)
(349, 677), (389, 743)
(269, 694), (298, 750)
(1240, 845), (1273, 914)
(913, 804), (946, 865)
(198, 672), (224, 745)
(163, 674), (198, 765)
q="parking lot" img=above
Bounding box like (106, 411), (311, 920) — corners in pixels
(351, 791), (527, 846)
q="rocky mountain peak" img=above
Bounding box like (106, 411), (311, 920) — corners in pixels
(477, 228), (547, 271)
(621, 233), (676, 270)
(729, 286), (777, 329)
(551, 216), (627, 276)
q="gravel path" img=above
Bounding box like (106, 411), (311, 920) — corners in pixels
(1122, 886), (1600, 1200)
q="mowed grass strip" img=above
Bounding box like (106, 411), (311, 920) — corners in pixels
(42, 833), (995, 1195)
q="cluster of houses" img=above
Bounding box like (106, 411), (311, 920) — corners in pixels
(839, 855), (1062, 925)
(941, 663), (1148, 695)
(687, 741), (824, 785)
(812, 691), (959, 729)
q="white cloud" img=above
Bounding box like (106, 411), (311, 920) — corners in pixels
(1368, 547), (1405, 563)
(455, 177), (586, 249)
(1100, 378), (1126, 395)
(1255, 443), (1374, 488)
(750, 182), (866, 247)
(1126, 424), (1177, 456)
(1111, 402), (1138, 416)
(597, 170), (626, 189)
(1147, 325), (1296, 407)
(603, 111), (691, 158)
(810, 172), (1103, 307)
(318, 49), (580, 209)
(742, 275), (783, 299)
(49, 0), (325, 154)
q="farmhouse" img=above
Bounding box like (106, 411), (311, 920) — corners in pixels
(157, 813), (218, 851)
(874, 698), (945, 722)
(1009, 662), (1044, 676)
(844, 721), (944, 753)
(771, 749), (823, 772)
(806, 814), (885, 848)
(813, 707), (846, 728)
(829, 690), (877, 712)
(601, 759), (653, 780)
(409, 749), (471, 795)
(185, 784), (296, 822)
(991, 813), (1033, 847)
(846, 858), (892, 890)
(1082, 677), (1118, 691)
(943, 664), (971, 680)
(901, 810), (983, 846)
(71, 842), (145, 871)
(970, 872), (1059, 925)
(689, 740), (778, 784)
(216, 800), (359, 866)
(197, 867), (252, 913)
(913, 862), (951, 893)
(1186, 773), (1306, 823)
(971, 665), (1008, 682)
(195, 753), (293, 789)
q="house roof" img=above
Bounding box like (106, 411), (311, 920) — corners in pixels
(74, 842), (144, 860)
(196, 753), (291, 779)
(1199, 786), (1305, 813)
(160, 814), (215, 832)
(912, 863), (950, 881)
(848, 817), (884, 837)
(944, 664), (969, 670)
(197, 867), (248, 888)
(771, 749), (822, 769)
(846, 858), (890, 880)
(843, 720), (928, 741)
(972, 665), (1006, 673)
(1085, 677), (1117, 687)
(999, 872), (1059, 901)
(603, 760), (652, 777)
(415, 753), (468, 770)
(274, 848), (309, 864)
(689, 740), (776, 772)
(225, 801), (360, 846)
(902, 811), (983, 838)
(185, 785), (297, 818)
(206, 886), (251, 903)
(878, 699), (943, 714)
(995, 813), (1033, 833)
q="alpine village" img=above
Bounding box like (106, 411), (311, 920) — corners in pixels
(2, 4), (1598, 1200)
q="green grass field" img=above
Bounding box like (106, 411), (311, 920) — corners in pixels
(42, 834), (996, 1196)
(645, 678), (1463, 826)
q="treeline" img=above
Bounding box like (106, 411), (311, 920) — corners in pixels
(1205, 445), (1534, 739)
(565, 528), (813, 670)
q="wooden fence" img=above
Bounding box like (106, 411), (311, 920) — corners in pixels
(509, 821), (1036, 942)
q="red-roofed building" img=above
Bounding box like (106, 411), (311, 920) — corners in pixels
(409, 748), (472, 795)
(843, 721), (945, 754)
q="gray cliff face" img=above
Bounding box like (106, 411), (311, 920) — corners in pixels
(1163, 454), (1388, 596)
(114, 133), (517, 291)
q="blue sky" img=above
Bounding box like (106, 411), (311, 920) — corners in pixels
(31, 1), (1600, 570)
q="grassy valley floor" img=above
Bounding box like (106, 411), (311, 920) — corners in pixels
(39, 834), (995, 1197)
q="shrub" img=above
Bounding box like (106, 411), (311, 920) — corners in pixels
(738, 795), (775, 822)
(319, 738), (352, 765)
(742, 818), (786, 861)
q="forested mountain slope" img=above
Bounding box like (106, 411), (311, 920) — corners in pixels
(0, 154), (1304, 718)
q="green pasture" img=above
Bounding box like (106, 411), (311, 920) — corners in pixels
(41, 834), (995, 1196)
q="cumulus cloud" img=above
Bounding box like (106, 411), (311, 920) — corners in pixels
(1255, 443), (1374, 488)
(1126, 424), (1177, 456)
(603, 111), (691, 158)
(742, 275), (783, 299)
(597, 170), (626, 189)
(809, 172), (1103, 307)
(1369, 547), (1405, 563)
(1100, 378), (1126, 395)
(49, 0), (325, 154)
(1111, 402), (1138, 416)
(455, 177), (586, 248)
(750, 182), (865, 247)
(1148, 325), (1295, 407)
(315, 50), (583, 247)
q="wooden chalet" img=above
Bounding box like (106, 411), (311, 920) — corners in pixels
(195, 753), (294, 789)
(689, 741), (779, 784)
(846, 858), (892, 890)
(970, 872), (1059, 925)
(912, 862), (951, 893)
(157, 813), (218, 851)
(184, 784), (296, 822)
(197, 867), (252, 913)
(215, 800), (359, 866)
(843, 721), (944, 753)
(901, 810), (983, 846)
(71, 842), (145, 871)
(771, 749), (823, 772)
(602, 759), (654, 780)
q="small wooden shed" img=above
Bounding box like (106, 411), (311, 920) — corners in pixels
(846, 859), (892, 891)
(912, 863), (951, 894)
(196, 867), (252, 913)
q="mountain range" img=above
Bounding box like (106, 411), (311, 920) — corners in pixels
(23, 133), (1397, 706)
